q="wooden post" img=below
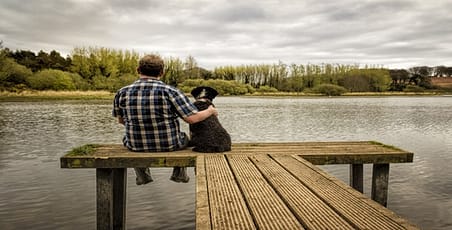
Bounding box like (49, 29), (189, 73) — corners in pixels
(96, 168), (127, 230)
(371, 164), (389, 207)
(113, 168), (127, 229)
(349, 164), (363, 193)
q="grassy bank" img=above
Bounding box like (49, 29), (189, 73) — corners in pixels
(0, 90), (447, 102)
(247, 91), (444, 97)
(0, 90), (114, 101)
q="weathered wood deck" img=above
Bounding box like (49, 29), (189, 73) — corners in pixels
(60, 141), (418, 230)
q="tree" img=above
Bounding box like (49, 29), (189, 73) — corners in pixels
(389, 69), (410, 91)
(0, 45), (33, 90)
(10, 50), (40, 72)
(70, 46), (138, 84)
(163, 57), (185, 86)
(184, 55), (200, 79)
(408, 66), (433, 89)
(48, 50), (71, 71)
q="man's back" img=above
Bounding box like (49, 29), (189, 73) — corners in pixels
(113, 78), (197, 152)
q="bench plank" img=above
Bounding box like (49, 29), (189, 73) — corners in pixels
(227, 155), (304, 229)
(272, 154), (418, 230)
(60, 141), (413, 168)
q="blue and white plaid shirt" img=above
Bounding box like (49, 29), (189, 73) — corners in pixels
(112, 78), (198, 152)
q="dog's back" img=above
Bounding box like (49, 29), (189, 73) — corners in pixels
(190, 100), (231, 153)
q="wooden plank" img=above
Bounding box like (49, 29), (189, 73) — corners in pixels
(350, 164), (364, 193)
(272, 154), (418, 229)
(205, 155), (255, 229)
(372, 164), (390, 207)
(231, 141), (407, 152)
(250, 154), (354, 230)
(196, 156), (211, 230)
(61, 155), (197, 168)
(226, 155), (304, 229)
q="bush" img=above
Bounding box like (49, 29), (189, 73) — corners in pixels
(179, 79), (254, 95)
(0, 57), (33, 90)
(312, 84), (348, 96)
(256, 85), (278, 93)
(70, 73), (92, 90)
(92, 73), (138, 92)
(27, 69), (76, 90)
(403, 85), (425, 92)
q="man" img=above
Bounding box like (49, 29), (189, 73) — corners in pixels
(112, 54), (217, 184)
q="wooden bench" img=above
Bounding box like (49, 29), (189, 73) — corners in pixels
(60, 141), (418, 230)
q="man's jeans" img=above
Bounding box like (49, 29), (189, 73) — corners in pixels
(132, 135), (191, 185)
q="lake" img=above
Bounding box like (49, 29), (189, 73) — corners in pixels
(0, 96), (451, 229)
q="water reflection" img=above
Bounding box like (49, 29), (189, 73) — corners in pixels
(0, 97), (451, 229)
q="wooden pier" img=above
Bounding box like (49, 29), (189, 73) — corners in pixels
(60, 141), (418, 229)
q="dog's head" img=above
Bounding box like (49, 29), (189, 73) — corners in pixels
(191, 86), (218, 102)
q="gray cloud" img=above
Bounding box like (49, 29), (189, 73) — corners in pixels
(1, 0), (451, 69)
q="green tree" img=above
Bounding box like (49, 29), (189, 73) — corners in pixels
(69, 46), (139, 89)
(163, 57), (185, 86)
(184, 55), (200, 79)
(339, 69), (391, 92)
(368, 69), (391, 92)
(0, 45), (33, 90)
(10, 50), (40, 72)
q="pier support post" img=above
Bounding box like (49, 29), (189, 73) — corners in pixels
(349, 164), (363, 193)
(371, 164), (389, 207)
(96, 168), (127, 230)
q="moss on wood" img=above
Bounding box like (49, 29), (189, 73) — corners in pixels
(367, 141), (404, 151)
(67, 144), (100, 156)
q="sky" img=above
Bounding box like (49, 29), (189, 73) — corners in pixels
(1, 0), (451, 70)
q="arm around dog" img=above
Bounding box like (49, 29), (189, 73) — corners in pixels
(184, 105), (217, 124)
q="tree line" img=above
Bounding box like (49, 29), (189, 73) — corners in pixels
(1, 43), (451, 95)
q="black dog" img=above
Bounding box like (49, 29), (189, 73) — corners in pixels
(189, 86), (231, 153)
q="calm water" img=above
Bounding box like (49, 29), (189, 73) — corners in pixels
(0, 96), (451, 230)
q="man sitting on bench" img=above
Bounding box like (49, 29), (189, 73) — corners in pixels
(112, 54), (217, 184)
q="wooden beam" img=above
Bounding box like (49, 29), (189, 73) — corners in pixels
(112, 168), (127, 229)
(96, 168), (113, 230)
(61, 142), (413, 168)
(350, 164), (364, 193)
(372, 164), (390, 207)
(96, 168), (127, 230)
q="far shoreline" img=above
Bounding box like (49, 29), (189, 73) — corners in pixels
(0, 90), (449, 102)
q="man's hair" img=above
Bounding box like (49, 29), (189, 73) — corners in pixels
(138, 54), (164, 77)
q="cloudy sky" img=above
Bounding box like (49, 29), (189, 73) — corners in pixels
(1, 0), (451, 69)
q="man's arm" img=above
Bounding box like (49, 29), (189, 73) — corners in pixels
(183, 105), (218, 124)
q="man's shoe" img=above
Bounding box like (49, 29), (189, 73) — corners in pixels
(134, 168), (154, 185)
(170, 167), (190, 183)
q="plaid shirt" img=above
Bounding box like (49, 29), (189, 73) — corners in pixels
(112, 78), (198, 152)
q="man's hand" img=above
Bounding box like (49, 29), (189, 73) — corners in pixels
(118, 117), (125, 125)
(208, 105), (218, 117)
(184, 105), (218, 124)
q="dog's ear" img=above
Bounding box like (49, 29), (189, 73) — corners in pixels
(191, 86), (218, 101)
